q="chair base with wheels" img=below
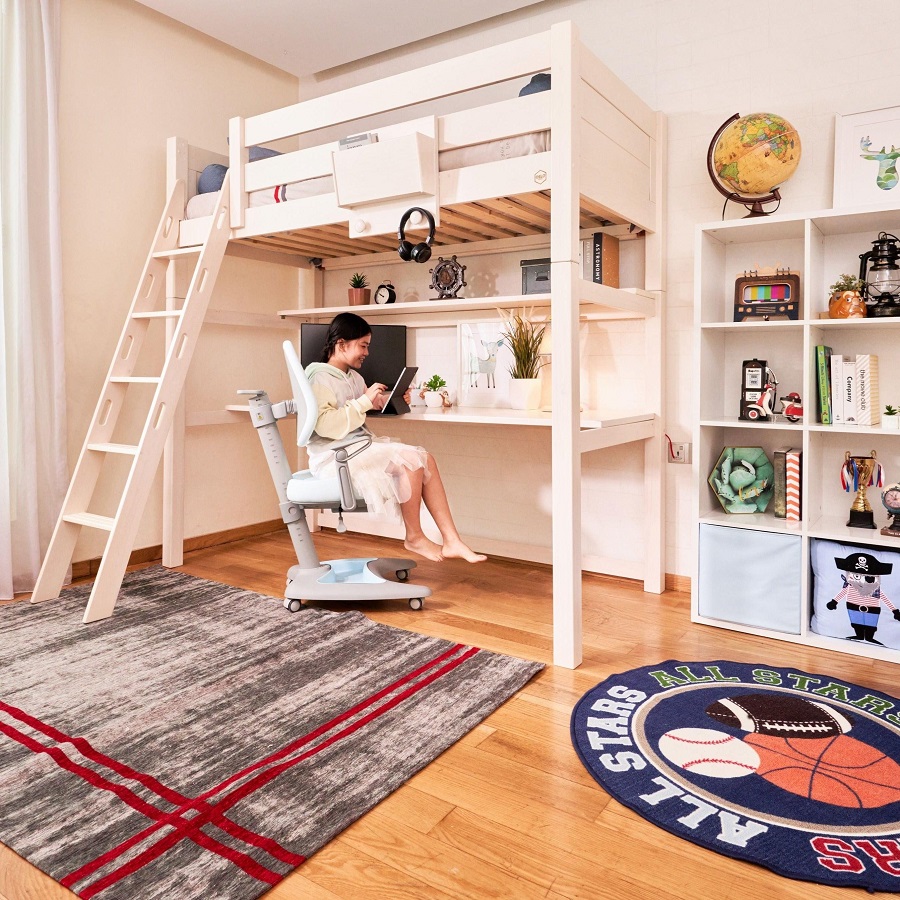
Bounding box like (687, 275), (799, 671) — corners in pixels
(241, 341), (430, 612)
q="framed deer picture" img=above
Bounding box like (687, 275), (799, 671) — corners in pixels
(457, 321), (513, 408)
(833, 106), (900, 208)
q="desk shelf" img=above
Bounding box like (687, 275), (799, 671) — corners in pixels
(278, 284), (657, 324)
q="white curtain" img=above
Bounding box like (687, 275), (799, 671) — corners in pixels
(0, 0), (67, 599)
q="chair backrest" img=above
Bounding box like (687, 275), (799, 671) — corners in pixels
(283, 340), (319, 447)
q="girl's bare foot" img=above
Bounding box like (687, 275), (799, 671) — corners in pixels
(404, 536), (444, 562)
(440, 538), (487, 563)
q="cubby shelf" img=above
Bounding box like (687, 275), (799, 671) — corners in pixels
(693, 203), (900, 661)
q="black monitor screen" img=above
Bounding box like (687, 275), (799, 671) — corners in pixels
(299, 322), (408, 390)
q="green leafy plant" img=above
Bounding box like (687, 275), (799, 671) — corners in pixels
(422, 374), (446, 391)
(829, 273), (864, 294)
(886, 404), (899, 416)
(501, 313), (546, 380)
(349, 272), (369, 289)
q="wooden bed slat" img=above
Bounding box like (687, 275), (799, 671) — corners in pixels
(220, 188), (625, 260)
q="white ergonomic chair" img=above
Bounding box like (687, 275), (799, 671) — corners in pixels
(241, 340), (430, 611)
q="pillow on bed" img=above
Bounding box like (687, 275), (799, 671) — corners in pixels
(196, 146), (282, 194)
(519, 73), (551, 96)
(197, 163), (228, 194)
(248, 145), (281, 161)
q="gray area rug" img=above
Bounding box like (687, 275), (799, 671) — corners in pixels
(0, 566), (543, 899)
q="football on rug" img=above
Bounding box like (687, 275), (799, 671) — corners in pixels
(571, 660), (900, 892)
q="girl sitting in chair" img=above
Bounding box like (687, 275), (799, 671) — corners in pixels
(305, 312), (486, 564)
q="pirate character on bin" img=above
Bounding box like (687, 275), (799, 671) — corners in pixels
(828, 552), (897, 645)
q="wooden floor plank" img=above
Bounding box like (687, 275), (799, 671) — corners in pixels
(4, 529), (897, 899)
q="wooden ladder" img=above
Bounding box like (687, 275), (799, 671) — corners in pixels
(31, 175), (232, 622)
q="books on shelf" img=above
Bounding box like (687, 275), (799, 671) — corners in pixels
(816, 347), (881, 428)
(785, 449), (802, 521)
(580, 232), (620, 287)
(773, 446), (802, 521)
(857, 354), (881, 426)
(815, 345), (832, 424)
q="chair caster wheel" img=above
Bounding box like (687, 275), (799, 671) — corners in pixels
(408, 597), (424, 611)
(396, 569), (409, 582)
(284, 598), (303, 612)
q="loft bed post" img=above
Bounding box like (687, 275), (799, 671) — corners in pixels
(549, 20), (583, 668)
(228, 116), (248, 230)
(163, 136), (188, 567)
(643, 111), (668, 593)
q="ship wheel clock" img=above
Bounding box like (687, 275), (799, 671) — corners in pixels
(429, 255), (467, 299)
(882, 483), (900, 537)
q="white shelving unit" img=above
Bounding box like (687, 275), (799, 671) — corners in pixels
(693, 204), (900, 663)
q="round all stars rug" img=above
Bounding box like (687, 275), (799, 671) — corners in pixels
(571, 660), (900, 892)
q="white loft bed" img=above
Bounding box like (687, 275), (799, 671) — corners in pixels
(162, 21), (667, 669)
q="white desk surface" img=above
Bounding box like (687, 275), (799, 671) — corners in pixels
(224, 404), (653, 429)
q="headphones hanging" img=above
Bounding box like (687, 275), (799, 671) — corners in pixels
(397, 207), (435, 263)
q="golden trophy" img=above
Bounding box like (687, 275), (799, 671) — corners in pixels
(840, 451), (885, 529)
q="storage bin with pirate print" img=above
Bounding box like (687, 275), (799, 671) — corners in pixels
(810, 539), (900, 650)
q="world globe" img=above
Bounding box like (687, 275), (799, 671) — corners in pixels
(707, 112), (802, 216)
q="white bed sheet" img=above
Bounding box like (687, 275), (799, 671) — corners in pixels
(185, 131), (549, 219)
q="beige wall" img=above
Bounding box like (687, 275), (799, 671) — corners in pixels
(59, 0), (300, 561)
(301, 0), (900, 577)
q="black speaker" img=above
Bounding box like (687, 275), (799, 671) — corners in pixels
(397, 207), (435, 263)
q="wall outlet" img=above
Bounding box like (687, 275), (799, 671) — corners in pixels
(670, 442), (691, 464)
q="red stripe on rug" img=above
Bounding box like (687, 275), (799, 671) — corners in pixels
(70, 643), (469, 892)
(0, 701), (301, 868)
(78, 645), (480, 898)
(0, 722), (283, 889)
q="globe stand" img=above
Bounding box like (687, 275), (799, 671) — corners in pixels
(707, 113), (789, 219)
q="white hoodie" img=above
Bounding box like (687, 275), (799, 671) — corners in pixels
(304, 362), (373, 470)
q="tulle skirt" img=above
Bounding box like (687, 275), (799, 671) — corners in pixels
(309, 436), (430, 521)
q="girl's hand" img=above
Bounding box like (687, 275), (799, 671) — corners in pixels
(366, 383), (386, 408)
(403, 388), (412, 405)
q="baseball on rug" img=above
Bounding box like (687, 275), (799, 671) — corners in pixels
(571, 659), (900, 892)
(0, 567), (543, 900)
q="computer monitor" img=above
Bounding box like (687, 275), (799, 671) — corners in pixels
(299, 322), (408, 391)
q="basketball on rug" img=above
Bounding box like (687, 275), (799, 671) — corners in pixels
(571, 660), (900, 892)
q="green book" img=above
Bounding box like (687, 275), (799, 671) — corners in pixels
(816, 345), (832, 425)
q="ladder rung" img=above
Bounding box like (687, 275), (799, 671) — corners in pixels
(132, 310), (182, 319)
(87, 442), (140, 455)
(109, 376), (161, 384)
(62, 512), (116, 531)
(152, 246), (202, 258)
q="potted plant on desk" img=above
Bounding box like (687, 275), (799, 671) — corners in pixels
(348, 272), (370, 306)
(419, 374), (449, 408)
(885, 405), (900, 430)
(501, 312), (546, 410)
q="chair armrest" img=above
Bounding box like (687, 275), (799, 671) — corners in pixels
(332, 435), (372, 510)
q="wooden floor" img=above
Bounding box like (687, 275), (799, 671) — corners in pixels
(2, 529), (896, 900)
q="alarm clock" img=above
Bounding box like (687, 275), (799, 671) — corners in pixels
(882, 483), (900, 537)
(373, 281), (396, 304)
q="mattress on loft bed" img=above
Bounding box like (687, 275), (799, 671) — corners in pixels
(185, 131), (550, 219)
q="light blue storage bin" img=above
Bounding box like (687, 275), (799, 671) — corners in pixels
(698, 524), (802, 633)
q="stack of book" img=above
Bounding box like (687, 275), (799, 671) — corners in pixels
(815, 346), (880, 426)
(773, 447), (802, 521)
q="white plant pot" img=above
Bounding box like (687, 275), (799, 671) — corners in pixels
(508, 378), (542, 410)
(423, 391), (444, 408)
(884, 416), (900, 430)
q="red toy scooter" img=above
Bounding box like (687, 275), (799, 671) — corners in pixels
(778, 391), (803, 422)
(743, 380), (778, 420)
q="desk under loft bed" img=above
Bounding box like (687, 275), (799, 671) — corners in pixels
(37, 21), (665, 670)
